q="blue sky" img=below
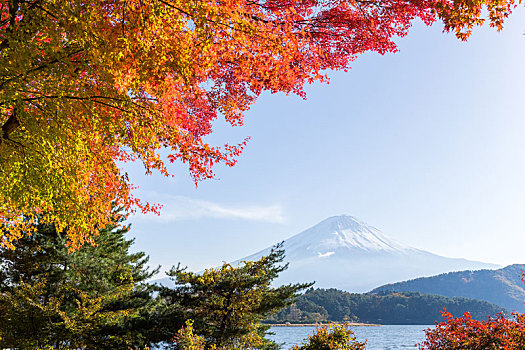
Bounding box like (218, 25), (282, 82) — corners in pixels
(125, 8), (525, 274)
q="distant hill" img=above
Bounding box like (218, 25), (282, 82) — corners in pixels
(267, 288), (507, 325)
(234, 215), (499, 292)
(371, 264), (525, 313)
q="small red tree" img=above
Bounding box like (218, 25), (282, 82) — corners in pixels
(418, 309), (525, 350)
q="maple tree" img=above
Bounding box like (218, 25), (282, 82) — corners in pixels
(420, 273), (525, 350)
(0, 0), (517, 248)
(418, 309), (525, 349)
(436, 0), (518, 40)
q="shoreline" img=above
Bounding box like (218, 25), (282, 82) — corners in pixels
(267, 322), (381, 327)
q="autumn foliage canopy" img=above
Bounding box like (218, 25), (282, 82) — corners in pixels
(0, 0), (518, 248)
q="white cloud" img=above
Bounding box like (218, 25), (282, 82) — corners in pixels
(130, 194), (285, 223)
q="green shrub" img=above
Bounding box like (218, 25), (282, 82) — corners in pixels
(292, 323), (366, 350)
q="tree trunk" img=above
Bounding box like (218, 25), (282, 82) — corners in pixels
(1, 112), (20, 142)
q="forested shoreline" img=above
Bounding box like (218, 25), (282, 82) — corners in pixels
(268, 288), (507, 325)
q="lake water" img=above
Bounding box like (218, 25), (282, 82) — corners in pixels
(268, 325), (434, 349)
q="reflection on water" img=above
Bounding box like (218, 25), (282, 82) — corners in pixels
(268, 324), (433, 350)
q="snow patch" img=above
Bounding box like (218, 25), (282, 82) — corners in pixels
(318, 251), (335, 258)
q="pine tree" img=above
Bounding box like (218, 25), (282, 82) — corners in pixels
(0, 212), (158, 349)
(160, 243), (312, 350)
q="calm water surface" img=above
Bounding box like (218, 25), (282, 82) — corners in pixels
(268, 325), (433, 349)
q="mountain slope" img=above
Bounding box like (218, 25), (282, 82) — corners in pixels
(371, 264), (525, 312)
(234, 215), (499, 292)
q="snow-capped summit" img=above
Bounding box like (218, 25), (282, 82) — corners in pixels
(234, 215), (499, 292)
(284, 215), (409, 254)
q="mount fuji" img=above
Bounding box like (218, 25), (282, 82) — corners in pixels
(234, 215), (499, 292)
